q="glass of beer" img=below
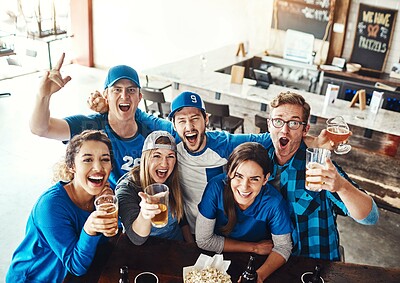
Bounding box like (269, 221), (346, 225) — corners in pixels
(306, 148), (331, 191)
(144, 183), (169, 228)
(94, 194), (119, 236)
(326, 116), (351, 155)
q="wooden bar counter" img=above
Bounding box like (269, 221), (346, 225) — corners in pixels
(64, 233), (400, 283)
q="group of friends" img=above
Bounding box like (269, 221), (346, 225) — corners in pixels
(6, 53), (379, 283)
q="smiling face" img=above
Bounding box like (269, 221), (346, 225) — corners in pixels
(268, 104), (309, 165)
(229, 160), (268, 210)
(148, 148), (177, 184)
(71, 140), (112, 196)
(105, 78), (142, 121)
(173, 107), (208, 153)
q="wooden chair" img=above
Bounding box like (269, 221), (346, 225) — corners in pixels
(255, 114), (269, 133)
(141, 87), (171, 119)
(204, 100), (244, 133)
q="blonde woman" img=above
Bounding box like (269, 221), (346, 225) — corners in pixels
(116, 131), (193, 245)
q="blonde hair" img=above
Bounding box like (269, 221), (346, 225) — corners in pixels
(129, 136), (184, 222)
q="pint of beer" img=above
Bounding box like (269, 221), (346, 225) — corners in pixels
(144, 183), (169, 228)
(94, 194), (119, 236)
(305, 148), (331, 191)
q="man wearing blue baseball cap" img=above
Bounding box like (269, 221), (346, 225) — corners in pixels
(30, 53), (153, 189)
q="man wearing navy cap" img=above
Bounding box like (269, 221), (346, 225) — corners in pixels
(30, 53), (152, 189)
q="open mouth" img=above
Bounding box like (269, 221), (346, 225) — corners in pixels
(88, 175), (104, 184)
(279, 137), (289, 147)
(119, 103), (131, 112)
(185, 132), (198, 144)
(237, 190), (252, 198)
(156, 169), (168, 179)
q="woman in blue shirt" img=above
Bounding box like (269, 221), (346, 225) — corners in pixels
(6, 130), (118, 282)
(116, 131), (193, 245)
(196, 142), (293, 282)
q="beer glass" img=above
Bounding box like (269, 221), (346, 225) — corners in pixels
(326, 116), (351, 155)
(144, 183), (169, 228)
(94, 194), (118, 236)
(306, 148), (331, 192)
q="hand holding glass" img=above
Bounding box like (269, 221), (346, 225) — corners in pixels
(144, 184), (169, 228)
(306, 148), (331, 191)
(326, 116), (351, 155)
(94, 194), (118, 236)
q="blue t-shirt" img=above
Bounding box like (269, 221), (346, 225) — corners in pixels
(6, 182), (104, 283)
(198, 173), (293, 241)
(65, 113), (153, 189)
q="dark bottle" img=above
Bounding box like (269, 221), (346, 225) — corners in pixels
(240, 254), (258, 283)
(305, 265), (322, 283)
(119, 265), (129, 283)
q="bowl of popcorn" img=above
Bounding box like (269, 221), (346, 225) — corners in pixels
(183, 254), (232, 283)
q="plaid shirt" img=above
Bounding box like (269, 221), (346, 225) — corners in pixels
(267, 141), (358, 261)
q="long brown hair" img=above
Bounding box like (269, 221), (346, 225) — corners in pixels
(220, 142), (272, 235)
(53, 130), (113, 182)
(129, 136), (184, 222)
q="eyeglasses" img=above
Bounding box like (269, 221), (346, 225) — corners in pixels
(110, 87), (138, 95)
(269, 118), (306, 130)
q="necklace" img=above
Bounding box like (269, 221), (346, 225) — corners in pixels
(66, 183), (94, 211)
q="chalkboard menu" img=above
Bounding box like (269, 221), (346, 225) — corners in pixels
(350, 4), (397, 72)
(273, 0), (333, 40)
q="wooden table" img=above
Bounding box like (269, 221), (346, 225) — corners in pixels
(64, 233), (400, 283)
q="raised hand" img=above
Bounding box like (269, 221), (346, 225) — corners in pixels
(38, 53), (72, 98)
(138, 192), (161, 220)
(84, 210), (119, 237)
(87, 90), (109, 113)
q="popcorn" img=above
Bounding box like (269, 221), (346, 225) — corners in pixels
(183, 254), (232, 283)
(184, 266), (231, 283)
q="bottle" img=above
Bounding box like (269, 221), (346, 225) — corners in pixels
(119, 265), (129, 283)
(303, 265), (322, 283)
(309, 265), (322, 283)
(240, 254), (258, 283)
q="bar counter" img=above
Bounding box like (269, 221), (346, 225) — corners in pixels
(143, 45), (399, 136)
(64, 233), (400, 283)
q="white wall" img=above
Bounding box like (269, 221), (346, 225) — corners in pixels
(92, 0), (273, 71)
(91, 0), (400, 73)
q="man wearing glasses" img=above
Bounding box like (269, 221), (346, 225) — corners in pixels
(266, 91), (379, 261)
(30, 53), (152, 189)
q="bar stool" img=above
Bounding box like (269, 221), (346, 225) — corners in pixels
(255, 114), (269, 133)
(141, 87), (171, 119)
(204, 100), (244, 134)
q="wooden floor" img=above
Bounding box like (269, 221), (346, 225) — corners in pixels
(1, 65), (399, 280)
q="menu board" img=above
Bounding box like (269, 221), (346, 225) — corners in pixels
(350, 4), (397, 72)
(273, 0), (333, 40)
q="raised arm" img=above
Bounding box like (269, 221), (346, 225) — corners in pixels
(307, 158), (378, 223)
(29, 53), (71, 140)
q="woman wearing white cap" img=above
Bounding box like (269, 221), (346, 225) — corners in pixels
(116, 131), (193, 244)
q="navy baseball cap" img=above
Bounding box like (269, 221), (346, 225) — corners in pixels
(104, 65), (141, 90)
(168, 91), (206, 119)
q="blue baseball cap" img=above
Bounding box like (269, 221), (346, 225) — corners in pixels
(168, 91), (206, 119)
(104, 65), (141, 90)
